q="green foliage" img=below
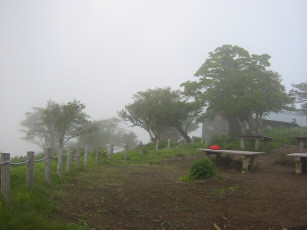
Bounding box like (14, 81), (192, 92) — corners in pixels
(188, 158), (219, 180)
(289, 81), (307, 126)
(118, 87), (203, 143)
(211, 185), (240, 198)
(182, 44), (294, 136)
(72, 117), (138, 151)
(291, 81), (307, 103)
(275, 153), (295, 166)
(20, 99), (94, 151)
(0, 157), (81, 230)
(264, 126), (307, 146)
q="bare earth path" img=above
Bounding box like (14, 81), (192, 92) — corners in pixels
(51, 145), (307, 230)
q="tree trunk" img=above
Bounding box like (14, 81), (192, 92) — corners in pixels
(227, 116), (241, 138)
(175, 125), (191, 143)
(58, 135), (64, 150)
(255, 113), (263, 136)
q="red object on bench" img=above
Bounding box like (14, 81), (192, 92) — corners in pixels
(210, 145), (221, 150)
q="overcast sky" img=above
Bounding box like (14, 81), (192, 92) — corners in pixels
(1, 0), (306, 156)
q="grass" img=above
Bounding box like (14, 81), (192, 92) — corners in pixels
(0, 142), (204, 230)
(274, 153), (295, 166)
(210, 185), (240, 198)
(1, 128), (302, 229)
(206, 126), (307, 153)
(0, 159), (81, 230)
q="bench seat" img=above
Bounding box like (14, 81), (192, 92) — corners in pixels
(287, 153), (307, 173)
(198, 148), (265, 173)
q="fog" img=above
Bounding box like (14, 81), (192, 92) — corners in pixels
(0, 0), (306, 156)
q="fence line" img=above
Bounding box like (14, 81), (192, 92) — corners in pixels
(34, 156), (48, 162)
(10, 160), (29, 166)
(0, 139), (187, 204)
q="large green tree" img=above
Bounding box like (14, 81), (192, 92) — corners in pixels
(182, 45), (294, 136)
(118, 87), (202, 143)
(20, 100), (94, 151)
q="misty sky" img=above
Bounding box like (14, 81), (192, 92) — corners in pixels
(1, 0), (306, 156)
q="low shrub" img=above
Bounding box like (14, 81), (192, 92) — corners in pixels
(188, 158), (219, 180)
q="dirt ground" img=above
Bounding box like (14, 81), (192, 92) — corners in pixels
(52, 145), (307, 230)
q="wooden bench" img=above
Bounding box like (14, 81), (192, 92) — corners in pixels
(237, 135), (273, 150)
(287, 153), (307, 173)
(198, 148), (265, 173)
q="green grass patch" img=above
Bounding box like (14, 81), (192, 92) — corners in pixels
(0, 142), (204, 229)
(275, 153), (295, 166)
(0, 159), (81, 230)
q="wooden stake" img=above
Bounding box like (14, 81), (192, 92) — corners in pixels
(44, 148), (51, 185)
(1, 153), (10, 204)
(26, 151), (34, 188)
(84, 147), (89, 165)
(66, 148), (73, 172)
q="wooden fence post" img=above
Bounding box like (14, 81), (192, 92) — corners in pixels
(26, 151), (34, 188)
(57, 148), (64, 179)
(124, 144), (128, 160)
(66, 148), (73, 172)
(1, 153), (10, 204)
(139, 142), (144, 154)
(45, 148), (52, 186)
(96, 147), (101, 164)
(255, 139), (260, 150)
(155, 140), (159, 151)
(75, 147), (81, 168)
(110, 145), (114, 161)
(300, 127), (303, 136)
(299, 141), (304, 153)
(167, 138), (171, 149)
(84, 147), (89, 165)
(191, 136), (195, 145)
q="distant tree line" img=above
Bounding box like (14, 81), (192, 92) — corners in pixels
(20, 45), (306, 149)
(20, 100), (137, 152)
(118, 45), (304, 139)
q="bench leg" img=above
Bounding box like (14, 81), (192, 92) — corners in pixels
(295, 157), (302, 173)
(299, 141), (304, 153)
(242, 157), (250, 173)
(205, 152), (212, 160)
(265, 140), (269, 148)
(250, 156), (257, 168)
(240, 138), (245, 150)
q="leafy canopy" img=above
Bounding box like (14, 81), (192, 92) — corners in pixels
(20, 100), (94, 151)
(73, 117), (138, 150)
(291, 81), (307, 103)
(182, 44), (294, 135)
(118, 87), (203, 142)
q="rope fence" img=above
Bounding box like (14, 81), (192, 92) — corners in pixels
(0, 138), (191, 204)
(0, 144), (115, 204)
(10, 160), (30, 166)
(34, 156), (48, 162)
